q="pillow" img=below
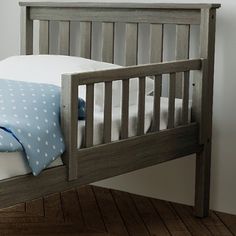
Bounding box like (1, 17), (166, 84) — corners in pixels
(0, 55), (154, 107)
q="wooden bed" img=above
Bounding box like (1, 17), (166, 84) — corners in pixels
(0, 2), (220, 218)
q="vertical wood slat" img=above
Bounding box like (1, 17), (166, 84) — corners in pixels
(79, 22), (92, 59)
(121, 80), (129, 139)
(168, 73), (176, 129)
(137, 77), (146, 135)
(102, 23), (114, 63)
(152, 75), (162, 132)
(150, 24), (164, 64)
(175, 24), (190, 99)
(150, 24), (164, 132)
(182, 71), (190, 124)
(39, 20), (49, 54)
(124, 23), (138, 66)
(104, 81), (112, 143)
(61, 75), (78, 180)
(85, 84), (94, 148)
(20, 6), (33, 55)
(58, 21), (70, 55)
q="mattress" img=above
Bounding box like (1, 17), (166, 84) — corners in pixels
(0, 96), (187, 180)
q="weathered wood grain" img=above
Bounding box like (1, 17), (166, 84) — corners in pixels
(39, 20), (49, 54)
(70, 59), (201, 86)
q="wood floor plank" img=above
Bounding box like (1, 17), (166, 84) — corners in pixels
(0, 203), (25, 212)
(171, 203), (211, 235)
(61, 188), (84, 226)
(0, 223), (111, 236)
(215, 211), (236, 235)
(93, 186), (129, 236)
(77, 185), (106, 232)
(151, 199), (191, 236)
(0, 186), (234, 236)
(111, 190), (150, 236)
(43, 192), (64, 222)
(26, 198), (44, 216)
(201, 211), (233, 236)
(131, 193), (170, 236)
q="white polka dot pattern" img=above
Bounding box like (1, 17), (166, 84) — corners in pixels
(0, 79), (66, 176)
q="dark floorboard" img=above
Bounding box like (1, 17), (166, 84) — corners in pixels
(0, 186), (234, 236)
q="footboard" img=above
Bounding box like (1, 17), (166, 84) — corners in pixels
(61, 59), (203, 181)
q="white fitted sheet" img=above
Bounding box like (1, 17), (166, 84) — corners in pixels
(0, 96), (188, 180)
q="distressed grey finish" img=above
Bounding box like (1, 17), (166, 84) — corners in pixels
(124, 23), (138, 66)
(103, 81), (112, 143)
(192, 8), (218, 217)
(168, 73), (176, 129)
(15, 2), (221, 219)
(79, 22), (91, 59)
(20, 6), (33, 55)
(121, 79), (129, 139)
(175, 24), (190, 99)
(29, 8), (201, 25)
(61, 75), (78, 180)
(19, 2), (221, 9)
(39, 20), (49, 54)
(137, 76), (146, 135)
(0, 124), (200, 209)
(70, 59), (201, 85)
(102, 23), (114, 63)
(58, 21), (70, 55)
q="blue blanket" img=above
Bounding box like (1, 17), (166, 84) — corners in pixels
(0, 79), (85, 176)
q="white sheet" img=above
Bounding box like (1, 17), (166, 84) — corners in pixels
(0, 96), (188, 180)
(0, 55), (154, 107)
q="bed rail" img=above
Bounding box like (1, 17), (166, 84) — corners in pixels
(61, 58), (203, 181)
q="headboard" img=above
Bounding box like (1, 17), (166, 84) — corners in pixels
(19, 2), (220, 98)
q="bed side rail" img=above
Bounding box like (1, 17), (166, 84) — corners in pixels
(61, 59), (204, 181)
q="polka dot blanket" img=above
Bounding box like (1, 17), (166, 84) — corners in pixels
(0, 79), (85, 176)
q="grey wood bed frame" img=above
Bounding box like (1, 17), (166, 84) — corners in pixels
(0, 2), (220, 218)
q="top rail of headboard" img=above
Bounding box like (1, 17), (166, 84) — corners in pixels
(19, 2), (221, 9)
(19, 2), (220, 98)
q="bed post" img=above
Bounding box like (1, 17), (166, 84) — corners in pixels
(20, 6), (33, 55)
(192, 7), (217, 218)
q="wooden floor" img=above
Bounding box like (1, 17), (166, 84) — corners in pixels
(0, 186), (235, 236)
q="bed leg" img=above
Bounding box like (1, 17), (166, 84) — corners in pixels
(194, 141), (211, 218)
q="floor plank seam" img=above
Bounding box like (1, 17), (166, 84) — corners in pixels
(214, 211), (235, 236)
(109, 189), (132, 236)
(129, 193), (153, 236)
(170, 202), (208, 236)
(59, 192), (66, 223)
(91, 186), (109, 234)
(201, 211), (234, 236)
(75, 187), (86, 228)
(42, 197), (46, 217)
(149, 198), (173, 236)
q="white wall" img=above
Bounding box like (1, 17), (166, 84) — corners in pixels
(0, 0), (236, 215)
